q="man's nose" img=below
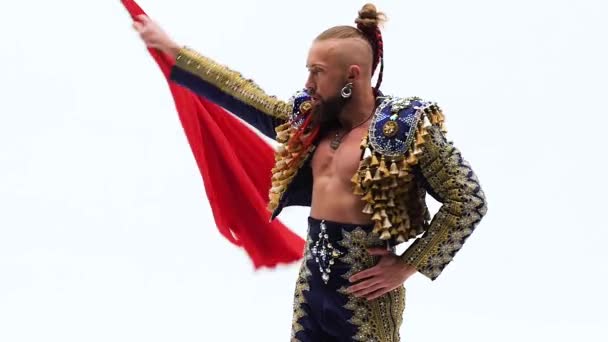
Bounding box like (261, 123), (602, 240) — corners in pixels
(304, 78), (314, 94)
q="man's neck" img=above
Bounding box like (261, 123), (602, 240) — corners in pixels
(338, 87), (377, 129)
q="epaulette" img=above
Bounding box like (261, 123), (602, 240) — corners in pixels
(353, 95), (447, 242)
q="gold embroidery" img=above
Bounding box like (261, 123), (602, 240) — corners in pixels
(174, 47), (291, 120)
(382, 120), (399, 137)
(337, 228), (406, 341)
(401, 124), (488, 280)
(262, 93), (484, 283)
(351, 100), (440, 243)
(290, 240), (313, 341)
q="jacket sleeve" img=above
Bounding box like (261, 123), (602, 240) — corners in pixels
(169, 46), (291, 139)
(401, 123), (488, 281)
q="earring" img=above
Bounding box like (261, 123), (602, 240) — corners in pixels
(341, 82), (353, 98)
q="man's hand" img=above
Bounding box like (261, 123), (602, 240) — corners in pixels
(346, 248), (417, 301)
(132, 15), (181, 58)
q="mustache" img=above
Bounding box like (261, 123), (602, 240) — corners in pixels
(309, 93), (350, 134)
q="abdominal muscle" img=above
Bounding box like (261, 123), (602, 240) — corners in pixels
(309, 178), (372, 225)
(308, 127), (373, 225)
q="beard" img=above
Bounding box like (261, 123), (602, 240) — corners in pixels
(310, 91), (351, 136)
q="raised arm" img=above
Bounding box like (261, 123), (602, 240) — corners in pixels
(401, 114), (488, 281)
(132, 15), (290, 139)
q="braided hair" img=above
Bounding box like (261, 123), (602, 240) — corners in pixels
(313, 3), (387, 91)
(354, 3), (386, 91)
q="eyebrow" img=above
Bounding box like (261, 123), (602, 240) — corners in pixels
(306, 63), (325, 69)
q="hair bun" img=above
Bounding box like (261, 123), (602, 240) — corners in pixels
(355, 3), (387, 29)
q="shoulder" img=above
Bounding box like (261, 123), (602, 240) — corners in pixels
(286, 89), (313, 128)
(368, 95), (446, 158)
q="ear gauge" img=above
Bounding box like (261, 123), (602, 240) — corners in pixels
(341, 82), (353, 98)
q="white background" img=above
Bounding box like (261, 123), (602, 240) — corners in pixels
(1, 0), (607, 341)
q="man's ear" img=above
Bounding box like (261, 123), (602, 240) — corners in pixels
(346, 65), (361, 82)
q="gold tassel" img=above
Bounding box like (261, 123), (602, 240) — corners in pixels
(392, 213), (402, 224)
(362, 203), (374, 214)
(387, 197), (395, 207)
(283, 168), (296, 178)
(380, 230), (391, 240)
(363, 170), (373, 187)
(420, 127), (429, 137)
(382, 216), (392, 229)
(380, 209), (388, 218)
(360, 136), (368, 149)
(406, 153), (418, 165)
(389, 161), (399, 175)
(373, 192), (382, 202)
(396, 234), (406, 243)
(373, 168), (382, 181)
(416, 131), (426, 145)
(371, 154), (380, 166)
(353, 183), (364, 195)
(379, 157), (388, 175)
(361, 191), (374, 203)
(371, 211), (382, 221)
(350, 172), (360, 184)
(372, 222), (383, 234)
(373, 201), (386, 209)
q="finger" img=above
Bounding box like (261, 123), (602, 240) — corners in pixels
(365, 288), (389, 301)
(351, 282), (385, 298)
(135, 14), (150, 23)
(346, 278), (381, 294)
(349, 266), (380, 283)
(367, 247), (390, 256)
(132, 21), (144, 32)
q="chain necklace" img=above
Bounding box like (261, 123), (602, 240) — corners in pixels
(330, 110), (375, 150)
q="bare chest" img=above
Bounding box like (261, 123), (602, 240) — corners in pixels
(311, 128), (368, 181)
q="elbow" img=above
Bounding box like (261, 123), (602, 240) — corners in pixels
(476, 185), (488, 219)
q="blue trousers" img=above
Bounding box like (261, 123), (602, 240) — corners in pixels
(290, 217), (406, 342)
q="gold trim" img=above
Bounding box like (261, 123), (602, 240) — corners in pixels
(174, 47), (291, 120)
(290, 240), (313, 341)
(337, 228), (405, 341)
(351, 102), (432, 243)
(400, 121), (487, 280)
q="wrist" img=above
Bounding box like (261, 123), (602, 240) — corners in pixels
(164, 42), (181, 59)
(399, 259), (418, 278)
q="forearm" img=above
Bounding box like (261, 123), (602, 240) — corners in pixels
(401, 123), (488, 280)
(169, 47), (290, 138)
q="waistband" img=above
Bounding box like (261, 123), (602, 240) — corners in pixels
(307, 216), (374, 240)
(305, 217), (389, 285)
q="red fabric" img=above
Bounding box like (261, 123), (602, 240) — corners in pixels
(121, 0), (304, 268)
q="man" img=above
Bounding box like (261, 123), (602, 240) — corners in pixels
(133, 3), (487, 341)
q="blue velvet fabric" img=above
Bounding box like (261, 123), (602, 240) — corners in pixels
(293, 218), (369, 341)
(169, 66), (285, 139)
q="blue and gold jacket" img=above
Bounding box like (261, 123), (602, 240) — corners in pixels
(169, 47), (487, 280)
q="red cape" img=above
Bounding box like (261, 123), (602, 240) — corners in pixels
(120, 0), (305, 268)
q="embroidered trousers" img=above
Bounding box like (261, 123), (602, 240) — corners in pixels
(290, 217), (406, 342)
